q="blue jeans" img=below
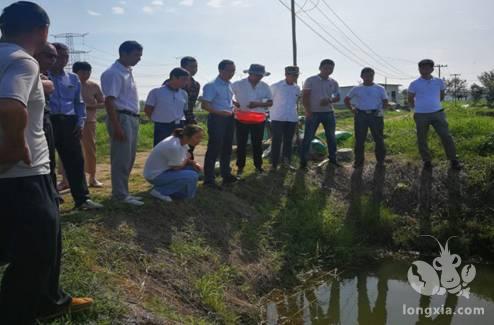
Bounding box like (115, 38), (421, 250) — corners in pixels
(154, 121), (184, 147)
(148, 166), (199, 199)
(300, 111), (337, 163)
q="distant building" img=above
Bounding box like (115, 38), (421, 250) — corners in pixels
(336, 83), (403, 107)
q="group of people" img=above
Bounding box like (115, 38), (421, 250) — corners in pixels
(0, 1), (463, 324)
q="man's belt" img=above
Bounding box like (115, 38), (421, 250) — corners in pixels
(117, 110), (140, 117)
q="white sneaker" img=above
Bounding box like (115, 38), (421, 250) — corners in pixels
(128, 195), (143, 201)
(78, 199), (104, 210)
(122, 196), (144, 206)
(150, 189), (172, 202)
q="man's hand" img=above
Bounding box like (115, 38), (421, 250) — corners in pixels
(320, 98), (330, 106)
(216, 110), (233, 117)
(248, 101), (260, 109)
(73, 126), (83, 139)
(113, 124), (126, 141)
(41, 79), (55, 95)
(190, 160), (203, 172)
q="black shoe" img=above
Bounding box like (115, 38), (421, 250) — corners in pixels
(329, 159), (342, 167)
(237, 168), (244, 176)
(204, 181), (222, 190)
(256, 168), (265, 174)
(423, 161), (433, 169)
(223, 174), (239, 185)
(451, 159), (463, 171)
(299, 161), (307, 170)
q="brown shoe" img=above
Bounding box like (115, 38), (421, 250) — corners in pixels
(70, 297), (94, 313)
(37, 297), (94, 321)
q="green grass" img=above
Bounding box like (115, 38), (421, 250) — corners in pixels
(2, 102), (494, 324)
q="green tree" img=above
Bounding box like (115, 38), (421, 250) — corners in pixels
(478, 70), (494, 107)
(445, 76), (468, 100)
(470, 83), (484, 104)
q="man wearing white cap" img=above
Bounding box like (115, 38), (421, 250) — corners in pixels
(232, 64), (273, 174)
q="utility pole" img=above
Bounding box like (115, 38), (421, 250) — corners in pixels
(291, 0), (297, 66)
(450, 73), (461, 103)
(435, 64), (448, 79)
(52, 33), (89, 69)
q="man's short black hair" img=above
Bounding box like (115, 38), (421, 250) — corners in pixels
(180, 56), (197, 68)
(0, 1), (50, 37)
(320, 59), (335, 68)
(52, 42), (68, 53)
(169, 67), (190, 79)
(361, 67), (375, 75)
(72, 61), (92, 73)
(218, 59), (234, 71)
(119, 41), (143, 56)
(418, 59), (435, 68)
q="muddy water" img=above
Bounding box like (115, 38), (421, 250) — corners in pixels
(262, 260), (494, 324)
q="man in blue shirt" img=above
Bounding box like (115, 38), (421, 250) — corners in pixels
(200, 59), (239, 189)
(408, 59), (462, 170)
(49, 43), (102, 209)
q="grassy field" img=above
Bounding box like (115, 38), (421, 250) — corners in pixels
(2, 102), (494, 324)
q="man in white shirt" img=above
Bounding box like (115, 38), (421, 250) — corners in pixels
(0, 2), (91, 323)
(269, 66), (301, 171)
(232, 64), (273, 174)
(101, 40), (144, 206)
(145, 67), (189, 146)
(345, 67), (388, 168)
(300, 59), (341, 169)
(408, 59), (461, 170)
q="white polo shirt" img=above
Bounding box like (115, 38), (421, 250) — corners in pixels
(346, 84), (388, 111)
(231, 78), (272, 113)
(408, 77), (445, 113)
(270, 80), (300, 122)
(145, 85), (187, 124)
(101, 60), (139, 114)
(143, 135), (189, 180)
(0, 43), (49, 178)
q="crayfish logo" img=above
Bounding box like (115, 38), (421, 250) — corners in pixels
(407, 236), (476, 299)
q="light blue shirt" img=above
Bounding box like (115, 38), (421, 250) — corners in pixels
(408, 77), (445, 113)
(145, 85), (187, 123)
(49, 71), (86, 127)
(346, 84), (388, 111)
(201, 77), (233, 112)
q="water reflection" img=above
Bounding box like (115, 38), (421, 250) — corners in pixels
(263, 260), (494, 325)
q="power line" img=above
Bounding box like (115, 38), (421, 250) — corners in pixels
(279, 0), (409, 79)
(318, 0), (413, 78)
(307, 0), (414, 78)
(434, 64), (448, 79)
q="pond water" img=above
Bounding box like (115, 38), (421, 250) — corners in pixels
(262, 259), (494, 325)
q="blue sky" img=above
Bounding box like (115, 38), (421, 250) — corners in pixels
(4, 0), (493, 98)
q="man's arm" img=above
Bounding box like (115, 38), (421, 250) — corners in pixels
(344, 96), (355, 114)
(302, 89), (312, 118)
(73, 77), (86, 137)
(0, 99), (31, 165)
(105, 96), (125, 141)
(408, 92), (416, 109)
(144, 105), (154, 119)
(440, 90), (445, 101)
(86, 84), (105, 109)
(382, 99), (389, 110)
(201, 100), (232, 117)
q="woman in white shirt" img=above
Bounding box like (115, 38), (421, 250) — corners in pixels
(143, 125), (203, 201)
